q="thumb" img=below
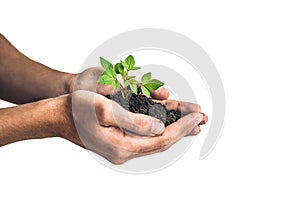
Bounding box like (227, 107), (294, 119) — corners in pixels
(106, 100), (165, 136)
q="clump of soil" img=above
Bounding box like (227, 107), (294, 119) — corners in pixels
(107, 88), (182, 126)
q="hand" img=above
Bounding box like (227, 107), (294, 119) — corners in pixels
(154, 99), (208, 135)
(70, 67), (170, 100)
(70, 67), (208, 136)
(61, 90), (205, 164)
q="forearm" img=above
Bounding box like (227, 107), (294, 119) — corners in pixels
(0, 95), (71, 147)
(0, 34), (75, 104)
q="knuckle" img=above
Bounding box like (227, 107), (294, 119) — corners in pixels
(133, 116), (149, 127)
(97, 104), (112, 126)
(132, 116), (150, 131)
(100, 111), (111, 125)
(98, 85), (114, 96)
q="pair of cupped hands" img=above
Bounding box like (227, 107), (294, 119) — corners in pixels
(66, 67), (207, 164)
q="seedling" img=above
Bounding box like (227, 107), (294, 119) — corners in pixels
(97, 55), (208, 126)
(97, 55), (164, 100)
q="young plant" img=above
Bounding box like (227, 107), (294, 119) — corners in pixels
(97, 55), (164, 100)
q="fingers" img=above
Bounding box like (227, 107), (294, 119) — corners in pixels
(96, 84), (115, 96)
(95, 96), (165, 136)
(200, 113), (208, 125)
(156, 99), (208, 125)
(125, 113), (203, 154)
(150, 87), (170, 100)
(185, 113), (208, 136)
(89, 113), (203, 165)
(156, 99), (201, 114)
(186, 125), (201, 136)
(161, 112), (203, 145)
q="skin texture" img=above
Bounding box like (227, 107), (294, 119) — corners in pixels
(0, 34), (207, 164)
(0, 34), (73, 104)
(0, 96), (68, 146)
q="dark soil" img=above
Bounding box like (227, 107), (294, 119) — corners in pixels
(107, 88), (182, 126)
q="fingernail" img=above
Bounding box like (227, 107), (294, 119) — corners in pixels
(199, 113), (208, 125)
(151, 121), (165, 135)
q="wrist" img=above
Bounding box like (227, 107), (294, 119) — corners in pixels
(49, 94), (83, 146)
(46, 94), (76, 138)
(62, 72), (77, 94)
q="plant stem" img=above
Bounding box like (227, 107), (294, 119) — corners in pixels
(121, 72), (129, 100)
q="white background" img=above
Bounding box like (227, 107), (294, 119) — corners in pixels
(1, 0), (299, 199)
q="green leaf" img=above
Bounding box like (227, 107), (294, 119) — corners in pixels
(115, 81), (120, 89)
(130, 66), (141, 70)
(98, 64), (117, 85)
(121, 60), (129, 71)
(143, 79), (164, 91)
(97, 74), (114, 85)
(125, 76), (136, 80)
(124, 80), (129, 87)
(125, 55), (135, 69)
(127, 79), (138, 85)
(111, 80), (116, 88)
(100, 57), (113, 69)
(104, 65), (116, 78)
(129, 83), (137, 94)
(141, 86), (150, 97)
(125, 78), (137, 85)
(111, 80), (120, 90)
(115, 63), (125, 76)
(141, 72), (151, 84)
